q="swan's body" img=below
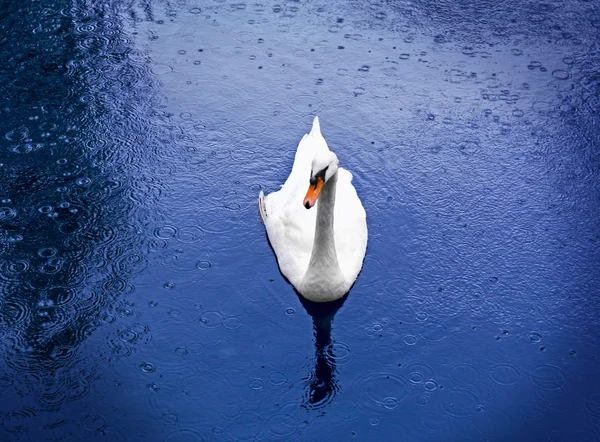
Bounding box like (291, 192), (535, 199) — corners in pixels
(259, 117), (367, 302)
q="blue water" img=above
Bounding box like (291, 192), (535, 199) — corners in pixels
(1, 0), (599, 440)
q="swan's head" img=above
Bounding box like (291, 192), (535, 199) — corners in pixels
(303, 151), (339, 209)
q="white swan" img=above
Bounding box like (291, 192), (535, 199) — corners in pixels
(258, 116), (368, 302)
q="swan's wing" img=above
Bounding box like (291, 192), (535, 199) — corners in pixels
(334, 168), (368, 283)
(263, 193), (316, 285)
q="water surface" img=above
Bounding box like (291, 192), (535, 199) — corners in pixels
(1, 0), (599, 440)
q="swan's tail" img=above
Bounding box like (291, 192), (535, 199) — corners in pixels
(309, 116), (321, 137)
(258, 190), (267, 224)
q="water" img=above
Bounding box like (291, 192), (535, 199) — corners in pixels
(0, 0), (599, 440)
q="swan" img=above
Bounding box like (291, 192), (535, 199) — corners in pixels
(258, 116), (367, 302)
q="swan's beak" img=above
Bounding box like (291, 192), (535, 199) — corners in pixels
(303, 177), (324, 209)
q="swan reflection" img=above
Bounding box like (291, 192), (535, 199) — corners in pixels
(298, 294), (347, 410)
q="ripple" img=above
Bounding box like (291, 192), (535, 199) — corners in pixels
(0, 376), (13, 396)
(0, 259), (30, 281)
(0, 206), (16, 219)
(176, 226), (204, 243)
(198, 208), (241, 234)
(409, 371), (424, 384)
(268, 371), (288, 386)
(140, 362), (156, 373)
(3, 297), (32, 323)
(195, 260), (212, 270)
(522, 400), (545, 419)
(472, 408), (512, 437)
(226, 411), (265, 441)
(449, 362), (481, 386)
(154, 226), (177, 240)
(455, 140), (479, 156)
(420, 320), (448, 342)
(441, 388), (479, 418)
(489, 363), (520, 386)
(288, 94), (323, 114)
(356, 373), (409, 411)
(240, 117), (269, 135)
(249, 378), (264, 390)
(531, 364), (566, 390)
(584, 392), (600, 417)
(163, 428), (206, 441)
(223, 316), (243, 330)
(403, 334), (417, 345)
(82, 414), (108, 432)
(551, 69), (571, 80)
(267, 409), (302, 438)
(324, 341), (352, 365)
(198, 310), (224, 328)
(424, 380), (438, 391)
(151, 64), (173, 76)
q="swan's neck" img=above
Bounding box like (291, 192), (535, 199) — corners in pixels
(302, 171), (346, 300)
(309, 171), (339, 271)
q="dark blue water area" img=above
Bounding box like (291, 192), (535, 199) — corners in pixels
(1, 0), (599, 440)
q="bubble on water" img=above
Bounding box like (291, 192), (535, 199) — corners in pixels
(529, 332), (542, 342)
(285, 308), (295, 315)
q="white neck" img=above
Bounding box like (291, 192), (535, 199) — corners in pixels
(301, 171), (347, 301)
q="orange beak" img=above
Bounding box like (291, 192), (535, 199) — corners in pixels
(303, 177), (324, 209)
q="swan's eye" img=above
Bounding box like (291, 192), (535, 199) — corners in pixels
(311, 166), (328, 184)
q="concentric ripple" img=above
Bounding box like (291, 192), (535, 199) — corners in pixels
(356, 372), (409, 412)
